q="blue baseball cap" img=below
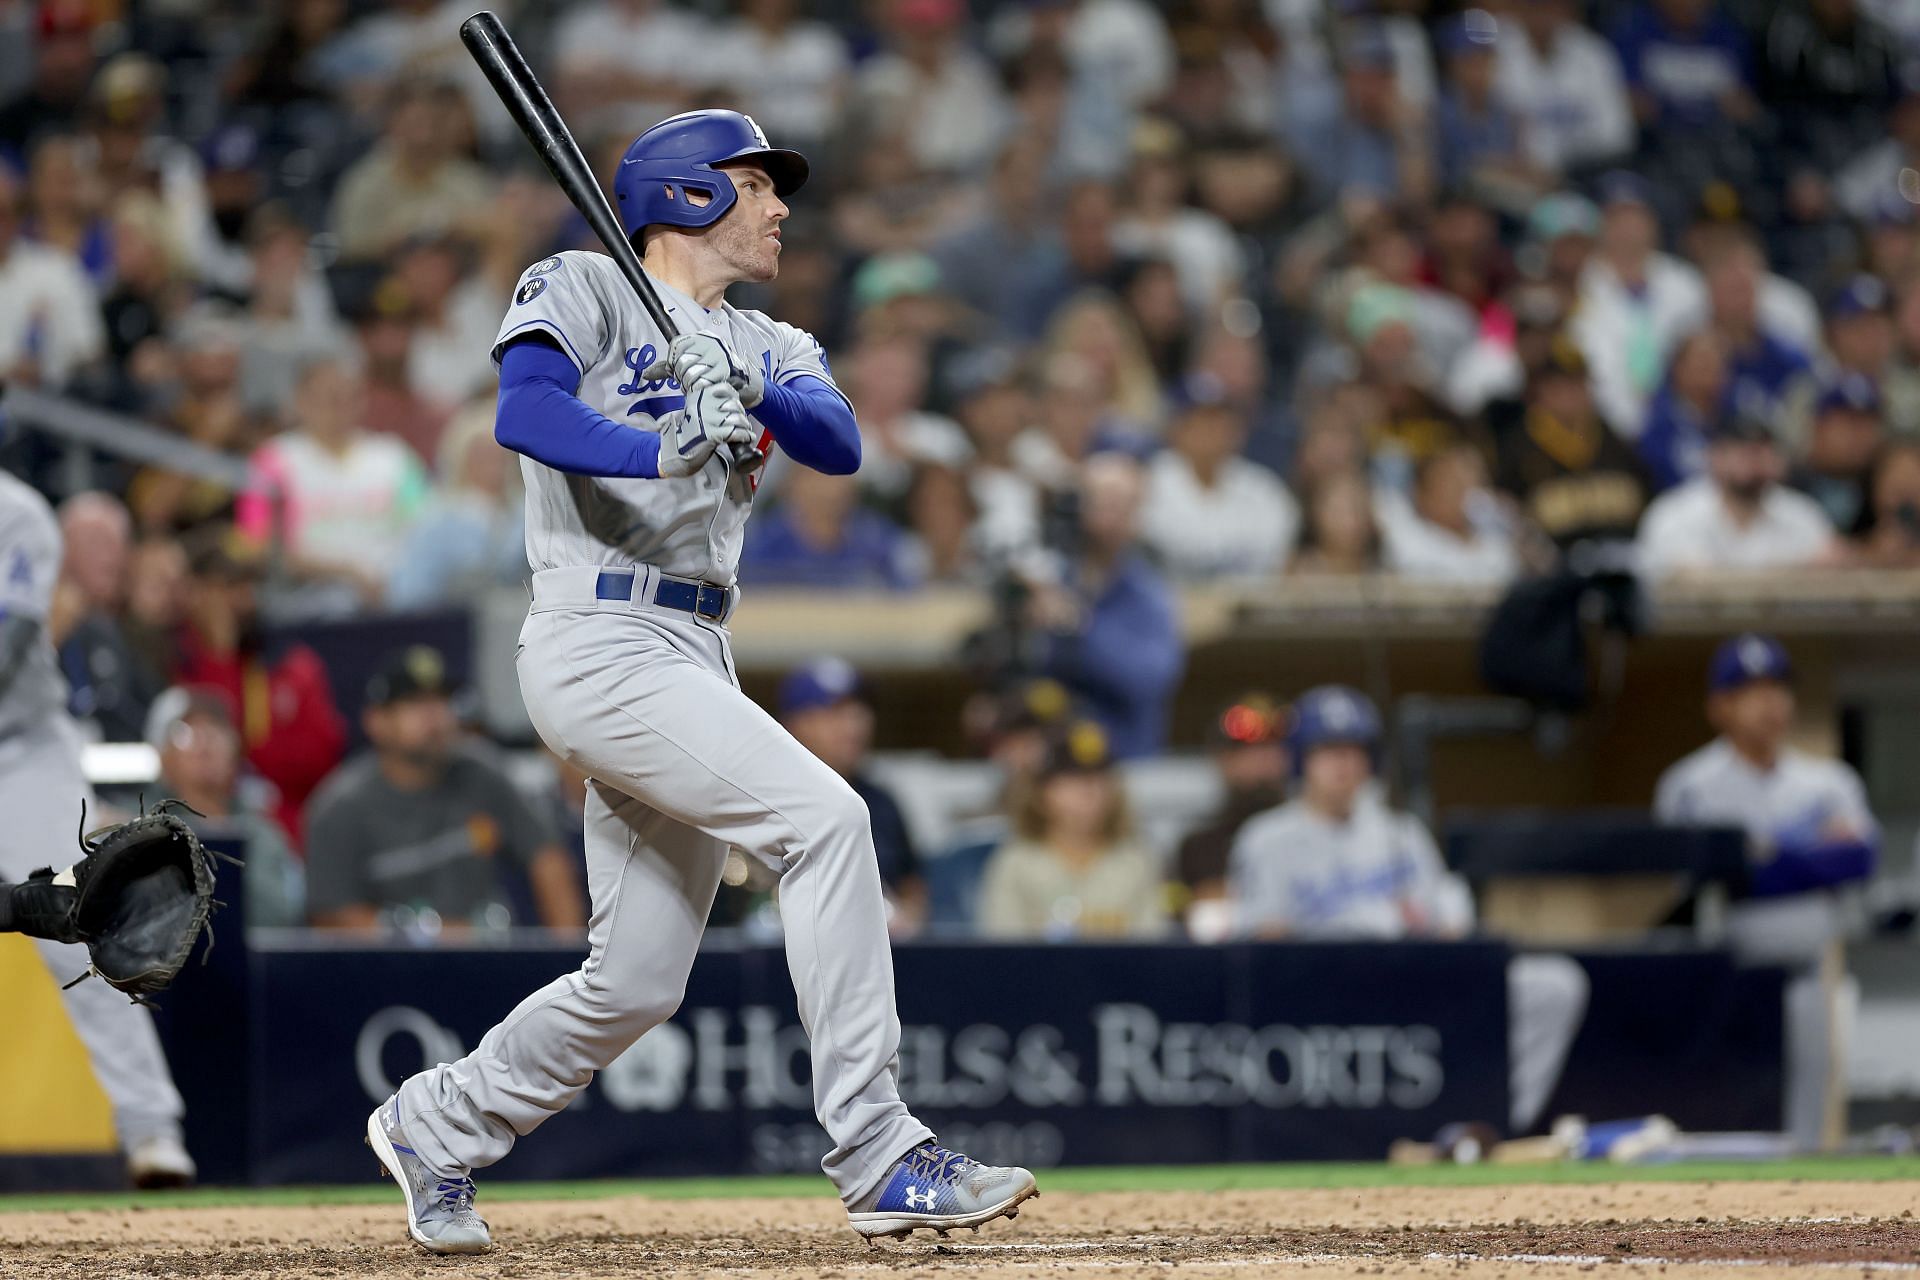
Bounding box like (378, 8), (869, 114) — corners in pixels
(779, 657), (863, 717)
(1828, 274), (1892, 319)
(1596, 170), (1655, 211)
(1169, 371), (1233, 414)
(1815, 373), (1882, 417)
(200, 123), (261, 174)
(1708, 633), (1792, 693)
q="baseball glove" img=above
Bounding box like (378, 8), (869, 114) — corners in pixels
(0, 800), (236, 1002)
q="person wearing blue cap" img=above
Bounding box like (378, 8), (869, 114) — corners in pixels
(1789, 374), (1886, 531)
(1655, 632), (1878, 1147)
(1694, 228), (1817, 426)
(1139, 372), (1299, 580)
(778, 657), (925, 933)
(1822, 274), (1896, 391)
(1636, 410), (1836, 577)
(1229, 684), (1589, 1135)
(1609, 0), (1758, 137)
(1434, 10), (1532, 201)
(1284, 20), (1433, 204)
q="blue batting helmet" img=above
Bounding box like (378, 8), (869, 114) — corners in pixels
(613, 109), (809, 242)
(1707, 633), (1792, 694)
(1287, 685), (1383, 769)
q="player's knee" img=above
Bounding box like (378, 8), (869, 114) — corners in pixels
(577, 969), (684, 1035)
(814, 780), (871, 851)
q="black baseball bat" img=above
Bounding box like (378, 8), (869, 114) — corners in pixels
(459, 10), (679, 342)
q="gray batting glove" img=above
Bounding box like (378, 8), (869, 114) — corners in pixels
(643, 334), (764, 408)
(655, 378), (757, 479)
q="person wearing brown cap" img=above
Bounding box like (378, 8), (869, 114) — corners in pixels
(976, 721), (1167, 939)
(1492, 332), (1650, 551)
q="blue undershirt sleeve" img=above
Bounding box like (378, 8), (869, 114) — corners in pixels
(496, 337), (662, 479)
(753, 374), (861, 475)
(1748, 837), (1878, 897)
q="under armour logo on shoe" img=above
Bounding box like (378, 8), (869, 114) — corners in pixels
(904, 1186), (936, 1210)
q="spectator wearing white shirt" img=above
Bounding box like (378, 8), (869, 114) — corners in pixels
(1654, 632), (1876, 1147)
(1636, 412), (1836, 578)
(992, 0), (1175, 113)
(551, 0), (710, 136)
(1494, 0), (1636, 175)
(1141, 374), (1298, 580)
(1571, 172), (1706, 440)
(704, 0), (849, 149)
(1380, 444), (1520, 584)
(1230, 684), (1588, 1133)
(238, 356), (431, 617)
(395, 234), (505, 414)
(951, 355), (1043, 563)
(852, 0), (1009, 178)
(838, 330), (971, 509)
(1112, 118), (1245, 316)
(1832, 88), (1920, 225)
(0, 162), (103, 389)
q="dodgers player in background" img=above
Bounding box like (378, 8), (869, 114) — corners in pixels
(364, 111), (1037, 1253)
(0, 471), (195, 1187)
(1229, 686), (1589, 1135)
(1655, 633), (1878, 1148)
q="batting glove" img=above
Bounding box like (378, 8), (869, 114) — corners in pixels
(643, 334), (765, 408)
(656, 378), (758, 478)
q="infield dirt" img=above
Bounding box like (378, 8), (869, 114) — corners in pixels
(2, 1179), (1917, 1279)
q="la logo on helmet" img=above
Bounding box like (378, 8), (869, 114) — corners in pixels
(743, 114), (770, 149)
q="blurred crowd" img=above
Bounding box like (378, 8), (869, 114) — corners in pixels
(3, 1), (1918, 935)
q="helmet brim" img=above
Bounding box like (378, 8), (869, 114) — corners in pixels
(716, 147), (809, 198)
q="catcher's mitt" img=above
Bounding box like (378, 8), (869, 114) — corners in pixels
(57, 800), (235, 1001)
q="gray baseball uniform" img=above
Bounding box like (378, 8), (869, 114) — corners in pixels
(394, 253), (933, 1203)
(0, 471), (185, 1148)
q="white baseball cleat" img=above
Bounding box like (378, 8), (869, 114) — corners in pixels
(847, 1142), (1039, 1240)
(126, 1134), (196, 1190)
(365, 1101), (492, 1254)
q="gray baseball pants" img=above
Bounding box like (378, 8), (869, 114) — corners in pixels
(0, 722), (186, 1149)
(396, 569), (932, 1203)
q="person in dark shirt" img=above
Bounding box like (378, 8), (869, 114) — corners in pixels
(779, 657), (926, 934)
(740, 465), (920, 591)
(305, 646), (584, 935)
(1174, 694), (1290, 924)
(0, 4), (97, 155)
(1762, 0), (1903, 167)
(1028, 454), (1185, 758)
(1791, 374), (1886, 534)
(1638, 329), (1731, 493)
(53, 492), (165, 742)
(1493, 333), (1650, 550)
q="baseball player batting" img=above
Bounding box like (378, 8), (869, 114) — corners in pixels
(364, 110), (1038, 1253)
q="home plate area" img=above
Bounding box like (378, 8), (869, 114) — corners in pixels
(2, 1181), (1916, 1279)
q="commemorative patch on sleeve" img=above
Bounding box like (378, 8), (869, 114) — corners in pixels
(529, 256), (562, 275)
(516, 276), (549, 304)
